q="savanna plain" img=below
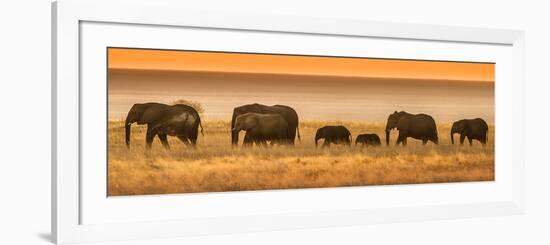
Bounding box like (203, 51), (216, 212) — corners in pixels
(108, 119), (494, 196)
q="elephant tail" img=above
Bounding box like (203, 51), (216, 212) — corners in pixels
(296, 126), (301, 141)
(198, 118), (204, 136)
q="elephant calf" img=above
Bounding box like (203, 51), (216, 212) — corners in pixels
(355, 133), (381, 147)
(315, 126), (352, 148)
(232, 112), (290, 147)
(451, 118), (488, 146)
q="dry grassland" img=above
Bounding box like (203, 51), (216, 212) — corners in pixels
(108, 120), (494, 196)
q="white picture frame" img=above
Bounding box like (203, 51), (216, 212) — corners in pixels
(52, 0), (525, 244)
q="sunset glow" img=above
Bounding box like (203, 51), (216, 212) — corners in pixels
(108, 48), (494, 82)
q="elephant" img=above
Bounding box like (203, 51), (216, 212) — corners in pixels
(315, 126), (352, 148)
(231, 103), (300, 146)
(451, 118), (489, 146)
(355, 133), (381, 147)
(125, 102), (203, 149)
(385, 111), (438, 146)
(232, 112), (290, 147)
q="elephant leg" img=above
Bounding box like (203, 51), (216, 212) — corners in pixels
(396, 136), (407, 146)
(188, 130), (198, 145)
(286, 134), (294, 145)
(251, 136), (262, 147)
(396, 132), (406, 146)
(243, 133), (253, 147)
(176, 136), (191, 147)
(288, 127), (296, 145)
(422, 139), (428, 145)
(322, 140), (329, 148)
(157, 134), (170, 150)
(145, 128), (156, 149)
(468, 136), (473, 146)
(189, 138), (197, 146)
(481, 136), (487, 146)
(459, 134), (466, 145)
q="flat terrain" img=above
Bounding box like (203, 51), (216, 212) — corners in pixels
(108, 120), (494, 196)
(108, 69), (495, 122)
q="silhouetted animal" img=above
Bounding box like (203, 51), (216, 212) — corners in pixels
(355, 134), (381, 147)
(315, 126), (352, 148)
(125, 102), (203, 149)
(385, 111), (438, 146)
(232, 113), (289, 147)
(231, 103), (300, 146)
(451, 118), (489, 146)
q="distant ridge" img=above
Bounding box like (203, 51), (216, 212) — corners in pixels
(108, 68), (494, 84)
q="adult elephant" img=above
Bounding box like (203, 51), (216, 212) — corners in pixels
(232, 113), (289, 147)
(385, 111), (438, 146)
(451, 118), (489, 146)
(315, 126), (352, 148)
(125, 102), (203, 149)
(231, 103), (300, 146)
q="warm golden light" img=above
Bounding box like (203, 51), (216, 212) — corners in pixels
(108, 48), (494, 82)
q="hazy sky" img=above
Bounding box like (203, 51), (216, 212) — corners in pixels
(108, 48), (495, 82)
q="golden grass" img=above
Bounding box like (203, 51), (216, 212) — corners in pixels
(108, 120), (494, 196)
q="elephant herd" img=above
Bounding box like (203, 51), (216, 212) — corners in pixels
(124, 102), (489, 149)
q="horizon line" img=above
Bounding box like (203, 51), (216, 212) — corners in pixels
(108, 67), (495, 83)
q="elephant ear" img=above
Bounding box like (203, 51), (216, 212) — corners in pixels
(396, 116), (409, 131)
(138, 105), (165, 124)
(127, 104), (146, 124)
(243, 115), (259, 131)
(453, 120), (465, 133)
(461, 121), (470, 133)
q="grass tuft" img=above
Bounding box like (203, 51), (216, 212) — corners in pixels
(109, 120), (494, 196)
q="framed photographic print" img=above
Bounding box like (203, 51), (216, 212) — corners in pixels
(52, 0), (525, 244)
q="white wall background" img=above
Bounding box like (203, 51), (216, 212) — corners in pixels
(0, 0), (548, 244)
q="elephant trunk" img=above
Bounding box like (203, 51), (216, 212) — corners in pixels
(450, 131), (455, 144)
(385, 129), (390, 146)
(125, 118), (132, 148)
(315, 133), (320, 148)
(231, 113), (238, 146)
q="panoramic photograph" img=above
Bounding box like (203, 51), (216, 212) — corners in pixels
(107, 47), (495, 196)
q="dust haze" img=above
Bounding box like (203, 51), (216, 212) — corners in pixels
(108, 69), (494, 123)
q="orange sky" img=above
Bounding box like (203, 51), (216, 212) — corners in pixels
(108, 48), (494, 82)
